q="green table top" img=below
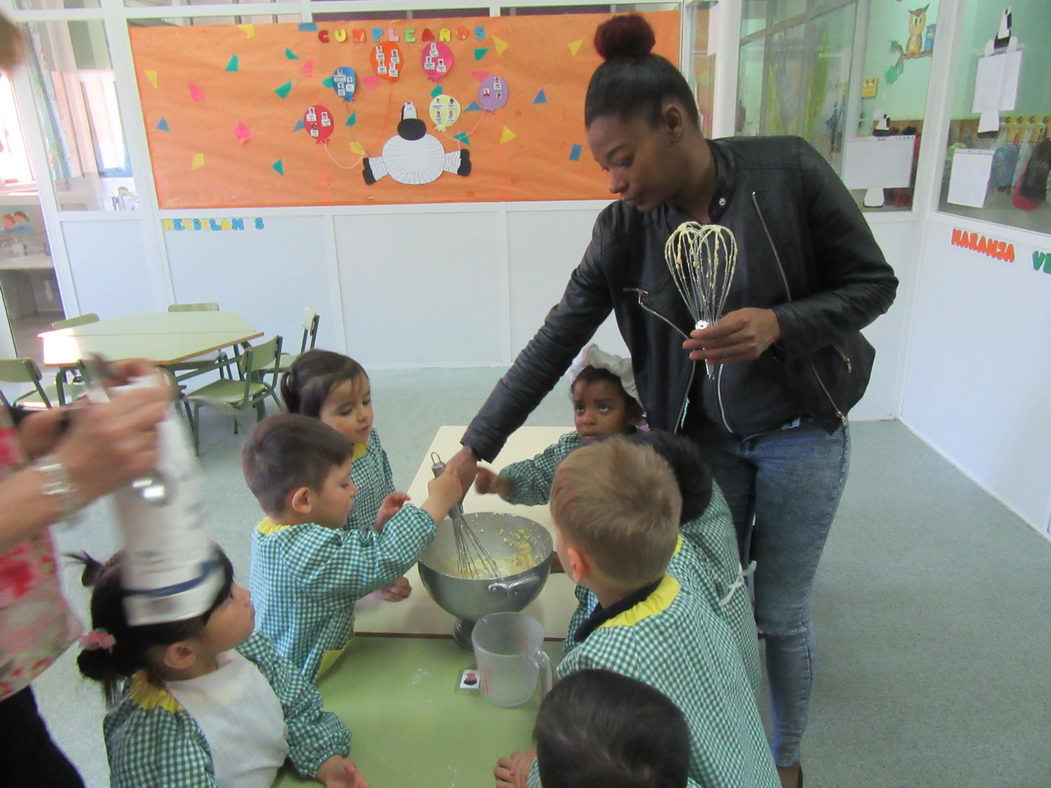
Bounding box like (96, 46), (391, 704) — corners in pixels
(274, 635), (562, 788)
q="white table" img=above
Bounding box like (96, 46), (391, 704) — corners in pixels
(354, 425), (579, 639)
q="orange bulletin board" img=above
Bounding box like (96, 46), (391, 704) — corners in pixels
(130, 11), (680, 209)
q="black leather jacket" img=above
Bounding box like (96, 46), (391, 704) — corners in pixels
(464, 136), (899, 462)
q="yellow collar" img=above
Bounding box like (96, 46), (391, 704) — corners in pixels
(129, 672), (183, 713)
(256, 516), (294, 535)
(351, 440), (368, 462)
(673, 534), (683, 556)
(598, 574), (680, 631)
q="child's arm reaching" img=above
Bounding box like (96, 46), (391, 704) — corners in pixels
(483, 433), (581, 506)
(374, 491), (410, 531)
(317, 756), (371, 788)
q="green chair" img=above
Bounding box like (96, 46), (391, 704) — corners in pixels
(51, 313), (100, 329)
(166, 302), (230, 381)
(0, 358), (56, 410)
(272, 307), (320, 374)
(183, 335), (282, 455)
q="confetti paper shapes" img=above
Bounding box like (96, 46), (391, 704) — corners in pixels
(362, 75), (381, 91)
(569, 144), (582, 161)
(348, 141), (365, 155)
(345, 112), (357, 126)
(292, 119), (305, 132)
(156, 118), (170, 132)
(237, 24), (255, 39)
(478, 75), (509, 112)
(272, 159), (285, 175)
(493, 36), (509, 56)
(431, 85), (444, 98)
(429, 94), (461, 131)
(472, 70), (490, 82)
(533, 89), (547, 104)
(225, 55), (239, 72)
(145, 69), (158, 88)
(370, 42), (403, 81)
(331, 66), (356, 102)
(275, 81), (293, 99)
(465, 101), (482, 112)
(234, 122), (253, 143)
(285, 48), (299, 60)
(474, 48), (489, 61)
(568, 40), (583, 56)
(298, 58), (314, 77)
(188, 83), (205, 102)
(453, 131), (471, 146)
(422, 41), (454, 82)
(304, 105), (334, 144)
(191, 153), (206, 171)
(500, 126), (517, 144)
(298, 23), (318, 32)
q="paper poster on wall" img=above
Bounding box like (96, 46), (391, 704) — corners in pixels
(947, 149), (994, 208)
(130, 12), (679, 208)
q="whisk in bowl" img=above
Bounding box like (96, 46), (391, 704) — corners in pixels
(430, 452), (500, 579)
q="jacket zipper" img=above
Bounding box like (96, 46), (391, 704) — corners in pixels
(751, 191), (849, 424)
(624, 287), (695, 432)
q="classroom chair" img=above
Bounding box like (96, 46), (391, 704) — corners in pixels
(271, 307), (320, 374)
(48, 314), (99, 403)
(0, 358), (57, 410)
(182, 335), (282, 455)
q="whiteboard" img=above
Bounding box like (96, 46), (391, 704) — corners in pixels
(843, 136), (915, 190)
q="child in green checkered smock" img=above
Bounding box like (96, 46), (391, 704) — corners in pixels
(244, 414), (462, 681)
(494, 438), (777, 788)
(283, 350), (418, 603)
(74, 548), (363, 788)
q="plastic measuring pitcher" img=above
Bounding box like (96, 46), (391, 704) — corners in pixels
(472, 612), (552, 707)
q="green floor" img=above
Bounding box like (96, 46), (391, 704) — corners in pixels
(36, 367), (1051, 787)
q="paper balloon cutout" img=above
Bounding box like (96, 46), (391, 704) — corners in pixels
(429, 94), (461, 132)
(304, 105), (335, 144)
(332, 67), (356, 102)
(421, 41), (454, 82)
(370, 42), (403, 81)
(478, 75), (509, 112)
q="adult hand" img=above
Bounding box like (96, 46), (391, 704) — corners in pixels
(682, 308), (781, 364)
(474, 467), (512, 498)
(374, 492), (410, 532)
(494, 750), (536, 788)
(17, 407), (73, 460)
(52, 382), (169, 504)
(317, 756), (370, 788)
(447, 445), (479, 496)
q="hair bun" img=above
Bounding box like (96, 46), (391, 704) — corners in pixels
(594, 14), (656, 61)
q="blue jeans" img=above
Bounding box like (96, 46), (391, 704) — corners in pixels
(694, 418), (850, 767)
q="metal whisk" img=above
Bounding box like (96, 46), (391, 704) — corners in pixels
(664, 222), (738, 380)
(430, 452), (500, 579)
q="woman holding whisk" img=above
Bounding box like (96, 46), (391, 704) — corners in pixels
(454, 13), (897, 788)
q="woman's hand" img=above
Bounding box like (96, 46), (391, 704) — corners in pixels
(447, 445), (479, 495)
(683, 308), (781, 364)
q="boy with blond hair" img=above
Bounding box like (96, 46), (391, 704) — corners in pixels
(243, 414), (460, 681)
(495, 437), (777, 788)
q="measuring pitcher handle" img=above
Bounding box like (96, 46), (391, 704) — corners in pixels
(532, 647), (553, 699)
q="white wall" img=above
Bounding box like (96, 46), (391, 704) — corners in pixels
(900, 215), (1051, 535)
(61, 218), (157, 317)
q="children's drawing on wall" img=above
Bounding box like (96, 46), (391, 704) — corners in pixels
(129, 12), (680, 208)
(1, 211), (33, 233)
(886, 5), (935, 84)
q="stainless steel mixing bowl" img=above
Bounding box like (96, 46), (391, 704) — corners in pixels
(418, 512), (553, 648)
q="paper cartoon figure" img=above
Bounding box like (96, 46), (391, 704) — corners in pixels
(362, 101), (471, 186)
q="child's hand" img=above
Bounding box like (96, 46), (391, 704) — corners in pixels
(374, 492), (410, 532)
(494, 750), (536, 788)
(474, 467), (513, 498)
(368, 576), (412, 602)
(317, 756), (371, 788)
(421, 464), (463, 524)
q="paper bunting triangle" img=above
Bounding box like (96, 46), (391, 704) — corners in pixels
(156, 117), (170, 132)
(533, 89), (547, 104)
(321, 76), (334, 88)
(345, 112), (356, 126)
(298, 58), (313, 76)
(274, 81), (293, 99)
(431, 85), (444, 97)
(568, 40), (583, 56)
(362, 75), (380, 91)
(493, 36), (509, 56)
(292, 119), (305, 132)
(348, 141), (365, 155)
(453, 132), (471, 146)
(474, 48), (489, 61)
(234, 122), (253, 143)
(285, 48), (299, 60)
(569, 143), (582, 161)
(237, 24), (255, 39)
(500, 126), (517, 144)
(472, 70), (490, 82)
(298, 22), (318, 31)
(191, 153), (205, 171)
(188, 83), (204, 102)
(272, 159), (284, 175)
(145, 69), (158, 89)
(225, 55), (239, 72)
(465, 101), (482, 112)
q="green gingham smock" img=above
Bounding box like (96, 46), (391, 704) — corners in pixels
(498, 431), (582, 506)
(103, 631), (349, 787)
(250, 505), (436, 681)
(346, 429), (396, 531)
(531, 572), (778, 788)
